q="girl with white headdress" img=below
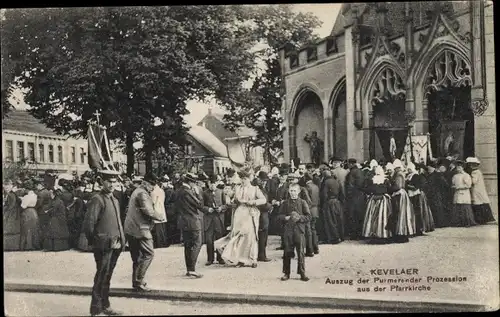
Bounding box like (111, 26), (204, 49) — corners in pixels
(361, 166), (392, 242)
(466, 157), (496, 224)
(386, 159), (416, 243)
(449, 160), (476, 227)
(406, 162), (435, 235)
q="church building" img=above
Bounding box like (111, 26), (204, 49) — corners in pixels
(279, 1), (496, 215)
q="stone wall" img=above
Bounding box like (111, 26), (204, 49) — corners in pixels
(481, 1), (497, 220)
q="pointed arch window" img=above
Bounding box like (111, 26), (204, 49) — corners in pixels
(369, 67), (406, 106)
(424, 50), (472, 96)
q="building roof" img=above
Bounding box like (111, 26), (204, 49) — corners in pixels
(2, 110), (59, 137)
(198, 111), (257, 138)
(187, 125), (229, 158)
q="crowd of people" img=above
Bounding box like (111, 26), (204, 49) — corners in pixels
(2, 155), (496, 316)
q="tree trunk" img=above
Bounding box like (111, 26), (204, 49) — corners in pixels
(144, 131), (153, 175)
(126, 129), (135, 176)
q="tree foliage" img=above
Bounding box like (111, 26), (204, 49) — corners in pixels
(222, 4), (322, 164)
(2, 6), (259, 173)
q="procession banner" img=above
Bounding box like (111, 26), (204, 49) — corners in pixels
(87, 124), (112, 170)
(401, 134), (430, 165)
(438, 121), (467, 159)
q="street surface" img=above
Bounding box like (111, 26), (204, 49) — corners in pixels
(4, 225), (499, 310)
(4, 292), (373, 316)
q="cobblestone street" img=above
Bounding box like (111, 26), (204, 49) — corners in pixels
(4, 225), (499, 310)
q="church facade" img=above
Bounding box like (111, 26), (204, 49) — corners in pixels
(279, 1), (496, 215)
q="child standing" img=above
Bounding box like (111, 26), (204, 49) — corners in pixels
(278, 183), (311, 282)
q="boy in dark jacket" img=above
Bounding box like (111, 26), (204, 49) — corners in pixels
(278, 183), (311, 282)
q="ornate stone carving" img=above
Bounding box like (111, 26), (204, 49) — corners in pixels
(404, 110), (416, 123)
(418, 33), (426, 44)
(370, 68), (406, 106)
(424, 50), (472, 95)
(398, 52), (406, 66)
(470, 99), (489, 116)
(389, 42), (401, 56)
(435, 23), (450, 38)
(458, 32), (472, 44)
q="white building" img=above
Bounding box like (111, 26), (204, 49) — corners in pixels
(2, 110), (126, 175)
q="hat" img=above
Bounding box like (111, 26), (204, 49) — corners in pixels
(426, 160), (437, 168)
(369, 159), (378, 168)
(257, 171), (269, 181)
(226, 168), (235, 177)
(278, 169), (288, 176)
(454, 160), (465, 167)
(237, 168), (252, 179)
(98, 169), (121, 179)
(330, 156), (342, 163)
(347, 158), (357, 164)
(466, 157), (480, 164)
(287, 173), (299, 179)
(184, 173), (198, 183)
(209, 175), (218, 183)
(143, 173), (158, 184)
(374, 166), (384, 176)
(132, 176), (143, 183)
(197, 173), (208, 182)
(385, 162), (394, 170)
(393, 159), (403, 169)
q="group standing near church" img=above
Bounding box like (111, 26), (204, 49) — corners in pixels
(2, 154), (496, 316)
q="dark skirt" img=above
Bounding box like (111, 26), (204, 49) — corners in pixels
(450, 204), (477, 227)
(153, 222), (169, 248)
(472, 204), (496, 224)
(20, 207), (41, 251)
(362, 195), (392, 239)
(321, 198), (345, 243)
(43, 239), (70, 251)
(3, 207), (21, 251)
(410, 193), (435, 234)
(77, 232), (93, 252)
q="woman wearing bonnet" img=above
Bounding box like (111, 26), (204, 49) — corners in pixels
(406, 162), (435, 236)
(215, 168), (267, 268)
(449, 160), (476, 227)
(361, 166), (393, 243)
(466, 157), (496, 224)
(386, 159), (416, 243)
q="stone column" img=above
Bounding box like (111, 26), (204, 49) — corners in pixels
(288, 125), (297, 162)
(324, 116), (333, 161)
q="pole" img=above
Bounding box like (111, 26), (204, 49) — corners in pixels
(409, 125), (415, 163)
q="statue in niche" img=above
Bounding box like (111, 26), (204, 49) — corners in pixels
(304, 131), (324, 167)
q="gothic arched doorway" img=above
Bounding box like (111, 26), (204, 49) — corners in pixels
(293, 90), (324, 166)
(425, 50), (474, 160)
(331, 83), (347, 159)
(369, 67), (408, 161)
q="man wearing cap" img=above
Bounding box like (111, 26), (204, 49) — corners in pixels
(175, 173), (204, 278)
(202, 175), (226, 265)
(345, 159), (366, 240)
(425, 160), (449, 228)
(124, 173), (166, 292)
(253, 171), (273, 262)
(83, 169), (125, 316)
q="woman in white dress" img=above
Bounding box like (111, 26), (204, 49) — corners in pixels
(215, 169), (267, 268)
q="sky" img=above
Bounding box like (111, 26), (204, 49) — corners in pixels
(9, 4), (342, 126)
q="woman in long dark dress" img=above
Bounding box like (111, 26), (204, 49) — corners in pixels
(406, 162), (435, 235)
(44, 189), (71, 251)
(19, 180), (41, 251)
(362, 166), (392, 243)
(3, 179), (22, 251)
(425, 161), (450, 228)
(449, 161), (476, 227)
(466, 157), (496, 224)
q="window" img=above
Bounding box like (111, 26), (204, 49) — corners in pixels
(5, 140), (13, 161)
(27, 142), (35, 162)
(57, 145), (63, 163)
(48, 145), (54, 163)
(39, 144), (45, 162)
(71, 146), (76, 163)
(17, 141), (25, 161)
(80, 147), (85, 164)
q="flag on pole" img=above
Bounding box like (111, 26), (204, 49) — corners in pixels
(87, 124), (112, 170)
(401, 134), (430, 165)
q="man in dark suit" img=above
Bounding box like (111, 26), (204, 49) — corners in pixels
(175, 173), (204, 278)
(202, 176), (226, 266)
(345, 159), (366, 240)
(83, 170), (126, 316)
(303, 173), (320, 255)
(253, 171), (273, 262)
(271, 171), (289, 249)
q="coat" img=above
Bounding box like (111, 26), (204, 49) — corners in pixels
(452, 172), (472, 204)
(47, 196), (70, 239)
(470, 169), (490, 205)
(306, 181), (320, 218)
(202, 189), (226, 233)
(175, 184), (204, 231)
(83, 192), (126, 250)
(124, 186), (164, 239)
(278, 198), (312, 235)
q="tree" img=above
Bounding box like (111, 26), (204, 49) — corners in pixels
(2, 6), (259, 174)
(221, 4), (322, 164)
